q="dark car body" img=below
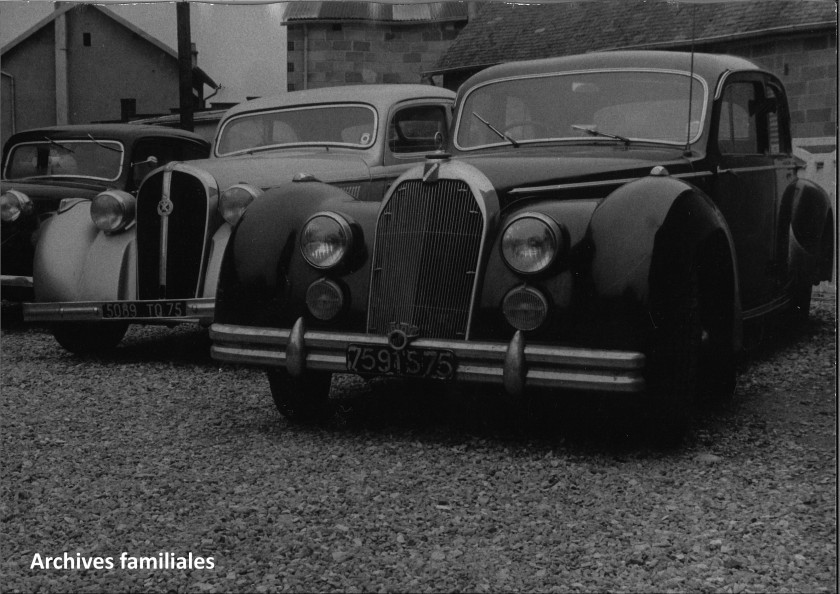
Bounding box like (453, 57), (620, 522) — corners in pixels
(208, 51), (834, 443)
(23, 84), (455, 353)
(1, 124), (210, 298)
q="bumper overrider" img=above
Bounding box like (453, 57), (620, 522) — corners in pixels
(210, 317), (646, 396)
(23, 298), (215, 324)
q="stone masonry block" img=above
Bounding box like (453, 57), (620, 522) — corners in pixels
(353, 41), (371, 52)
(403, 53), (422, 63)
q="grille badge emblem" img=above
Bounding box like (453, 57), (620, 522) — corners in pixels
(387, 322), (419, 351)
(157, 197), (174, 216)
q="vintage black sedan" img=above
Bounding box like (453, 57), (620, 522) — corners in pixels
(1, 124), (209, 300)
(209, 51), (834, 443)
(24, 85), (455, 353)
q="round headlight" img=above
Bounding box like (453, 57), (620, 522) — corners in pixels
(91, 190), (136, 232)
(300, 212), (353, 269)
(502, 286), (549, 331)
(219, 184), (262, 225)
(306, 278), (345, 321)
(501, 213), (563, 274)
(1, 190), (33, 222)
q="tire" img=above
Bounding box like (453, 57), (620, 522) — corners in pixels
(698, 273), (736, 404)
(645, 265), (702, 448)
(52, 322), (129, 354)
(267, 369), (334, 425)
(788, 279), (813, 323)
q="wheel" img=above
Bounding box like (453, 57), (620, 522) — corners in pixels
(267, 369), (334, 425)
(645, 265), (702, 448)
(788, 278), (813, 323)
(52, 322), (128, 354)
(697, 267), (736, 404)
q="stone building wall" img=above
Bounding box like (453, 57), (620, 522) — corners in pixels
(285, 21), (464, 90)
(704, 30), (837, 140)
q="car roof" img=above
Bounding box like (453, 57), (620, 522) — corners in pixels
(222, 84), (456, 120)
(460, 50), (766, 92)
(5, 123), (208, 147)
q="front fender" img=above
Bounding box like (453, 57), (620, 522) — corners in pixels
(586, 176), (741, 351)
(33, 201), (137, 302)
(214, 181), (377, 327)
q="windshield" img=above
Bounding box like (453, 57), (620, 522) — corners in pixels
(3, 139), (124, 181)
(216, 104), (378, 156)
(456, 69), (707, 150)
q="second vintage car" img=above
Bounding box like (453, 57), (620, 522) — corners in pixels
(209, 51), (834, 444)
(1, 124), (210, 300)
(24, 84), (455, 353)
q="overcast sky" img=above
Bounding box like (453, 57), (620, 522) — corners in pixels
(0, 1), (288, 103)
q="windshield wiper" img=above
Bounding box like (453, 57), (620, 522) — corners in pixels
(87, 134), (121, 152)
(43, 136), (75, 153)
(472, 112), (519, 148)
(571, 125), (631, 146)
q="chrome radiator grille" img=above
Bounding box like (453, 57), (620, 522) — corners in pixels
(368, 179), (484, 339)
(136, 169), (210, 300)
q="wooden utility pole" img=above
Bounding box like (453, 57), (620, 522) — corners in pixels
(177, 1), (194, 131)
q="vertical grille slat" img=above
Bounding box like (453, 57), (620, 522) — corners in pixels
(368, 179), (483, 339)
(136, 169), (210, 300)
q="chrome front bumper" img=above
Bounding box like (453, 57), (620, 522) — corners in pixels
(23, 298), (215, 324)
(210, 317), (646, 396)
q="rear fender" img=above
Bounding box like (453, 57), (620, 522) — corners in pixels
(33, 200), (137, 302)
(782, 178), (834, 283)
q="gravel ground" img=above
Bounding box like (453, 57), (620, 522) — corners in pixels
(1, 294), (836, 593)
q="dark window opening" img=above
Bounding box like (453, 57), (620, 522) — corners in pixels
(287, 41), (295, 52)
(332, 24), (342, 32)
(287, 62), (295, 73)
(83, 32), (91, 46)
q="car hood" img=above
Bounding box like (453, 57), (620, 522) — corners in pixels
(456, 145), (695, 203)
(187, 150), (374, 190)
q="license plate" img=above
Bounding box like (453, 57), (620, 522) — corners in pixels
(101, 300), (188, 319)
(346, 344), (455, 379)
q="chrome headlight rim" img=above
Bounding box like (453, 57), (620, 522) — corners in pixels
(500, 212), (564, 275)
(1, 190), (33, 223)
(300, 211), (354, 270)
(219, 183), (263, 226)
(90, 190), (136, 233)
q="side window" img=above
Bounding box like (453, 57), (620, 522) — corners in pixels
(388, 105), (449, 154)
(718, 82), (759, 154)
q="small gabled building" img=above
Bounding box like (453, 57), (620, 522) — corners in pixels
(283, 1), (471, 90)
(1, 3), (217, 149)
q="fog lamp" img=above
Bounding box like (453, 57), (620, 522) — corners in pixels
(90, 190), (135, 232)
(219, 184), (262, 225)
(502, 286), (549, 331)
(1, 190), (33, 222)
(501, 213), (564, 275)
(306, 278), (345, 321)
(300, 212), (353, 269)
